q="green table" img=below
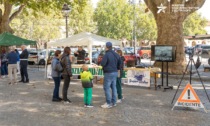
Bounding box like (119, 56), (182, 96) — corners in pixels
(72, 68), (104, 76)
(72, 67), (126, 78)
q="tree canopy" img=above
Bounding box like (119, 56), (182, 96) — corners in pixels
(183, 12), (208, 36)
(11, 10), (62, 48)
(94, 0), (133, 40)
(68, 0), (96, 35)
(0, 0), (87, 33)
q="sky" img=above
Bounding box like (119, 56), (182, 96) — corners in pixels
(91, 0), (210, 20)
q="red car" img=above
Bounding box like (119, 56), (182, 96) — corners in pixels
(97, 49), (138, 67)
(138, 46), (151, 59)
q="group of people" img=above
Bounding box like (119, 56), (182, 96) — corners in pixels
(0, 45), (29, 84)
(51, 42), (125, 109)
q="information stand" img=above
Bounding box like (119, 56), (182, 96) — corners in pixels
(151, 45), (176, 91)
(156, 61), (173, 91)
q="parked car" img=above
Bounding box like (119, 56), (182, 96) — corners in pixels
(97, 51), (105, 65)
(84, 53), (90, 64)
(208, 58), (210, 65)
(199, 45), (210, 54)
(28, 49), (55, 65)
(92, 51), (100, 64)
(97, 49), (138, 67)
(123, 49), (138, 67)
(194, 44), (210, 54)
(138, 46), (151, 59)
(197, 45), (210, 54)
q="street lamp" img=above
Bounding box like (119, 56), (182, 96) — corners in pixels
(62, 4), (71, 38)
(129, 0), (141, 54)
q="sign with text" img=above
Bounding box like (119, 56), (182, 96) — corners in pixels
(172, 84), (206, 112)
(126, 70), (150, 87)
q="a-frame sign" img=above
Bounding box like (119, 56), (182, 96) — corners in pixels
(172, 84), (207, 113)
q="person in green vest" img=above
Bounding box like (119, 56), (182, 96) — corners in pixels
(116, 50), (125, 103)
(80, 64), (94, 108)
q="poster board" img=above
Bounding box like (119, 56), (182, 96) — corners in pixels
(126, 69), (150, 87)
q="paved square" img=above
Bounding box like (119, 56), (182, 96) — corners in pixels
(0, 67), (210, 126)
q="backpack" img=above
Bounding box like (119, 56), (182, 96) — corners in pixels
(55, 60), (63, 72)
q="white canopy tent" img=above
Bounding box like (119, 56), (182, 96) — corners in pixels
(47, 32), (122, 63)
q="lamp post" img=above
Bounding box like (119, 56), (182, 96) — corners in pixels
(62, 4), (71, 38)
(129, 0), (141, 54)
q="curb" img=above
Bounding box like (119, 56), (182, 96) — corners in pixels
(168, 75), (210, 82)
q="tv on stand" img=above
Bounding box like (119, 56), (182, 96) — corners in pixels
(151, 45), (176, 62)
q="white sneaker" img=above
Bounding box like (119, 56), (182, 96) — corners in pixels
(117, 99), (122, 103)
(112, 103), (117, 107)
(2, 76), (5, 78)
(86, 105), (94, 108)
(101, 103), (112, 109)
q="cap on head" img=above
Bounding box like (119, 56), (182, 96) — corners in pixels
(106, 42), (112, 48)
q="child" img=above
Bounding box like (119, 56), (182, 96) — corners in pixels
(80, 65), (94, 108)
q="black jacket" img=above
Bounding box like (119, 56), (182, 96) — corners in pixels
(101, 50), (121, 73)
(74, 50), (86, 61)
(20, 49), (29, 59)
(119, 56), (125, 78)
(61, 53), (72, 76)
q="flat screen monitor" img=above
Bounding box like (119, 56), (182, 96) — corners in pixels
(151, 45), (176, 62)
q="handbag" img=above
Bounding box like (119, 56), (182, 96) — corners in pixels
(55, 61), (63, 72)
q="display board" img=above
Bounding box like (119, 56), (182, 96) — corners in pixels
(151, 45), (176, 62)
(126, 70), (150, 87)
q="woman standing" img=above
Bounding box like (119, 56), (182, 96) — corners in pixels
(61, 47), (72, 103)
(1, 49), (8, 78)
(51, 50), (62, 102)
(116, 50), (125, 103)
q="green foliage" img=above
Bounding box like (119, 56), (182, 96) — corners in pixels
(183, 12), (208, 36)
(94, 0), (133, 40)
(94, 0), (157, 41)
(135, 4), (157, 41)
(8, 0), (73, 13)
(10, 0), (95, 45)
(68, 0), (96, 34)
(11, 10), (62, 46)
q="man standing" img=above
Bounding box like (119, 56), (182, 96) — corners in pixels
(19, 45), (29, 83)
(74, 46), (86, 64)
(7, 46), (18, 84)
(101, 42), (121, 109)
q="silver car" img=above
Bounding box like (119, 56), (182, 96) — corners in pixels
(28, 49), (55, 65)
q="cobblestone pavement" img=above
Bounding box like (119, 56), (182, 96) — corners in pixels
(0, 67), (210, 126)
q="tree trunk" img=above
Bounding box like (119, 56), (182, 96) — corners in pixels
(0, 20), (14, 33)
(0, 1), (25, 34)
(144, 0), (206, 74)
(155, 13), (187, 74)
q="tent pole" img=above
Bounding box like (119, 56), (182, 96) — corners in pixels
(45, 43), (49, 79)
(36, 44), (39, 71)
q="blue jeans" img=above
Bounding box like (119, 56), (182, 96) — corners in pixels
(53, 77), (61, 99)
(103, 72), (118, 105)
(1, 62), (8, 75)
